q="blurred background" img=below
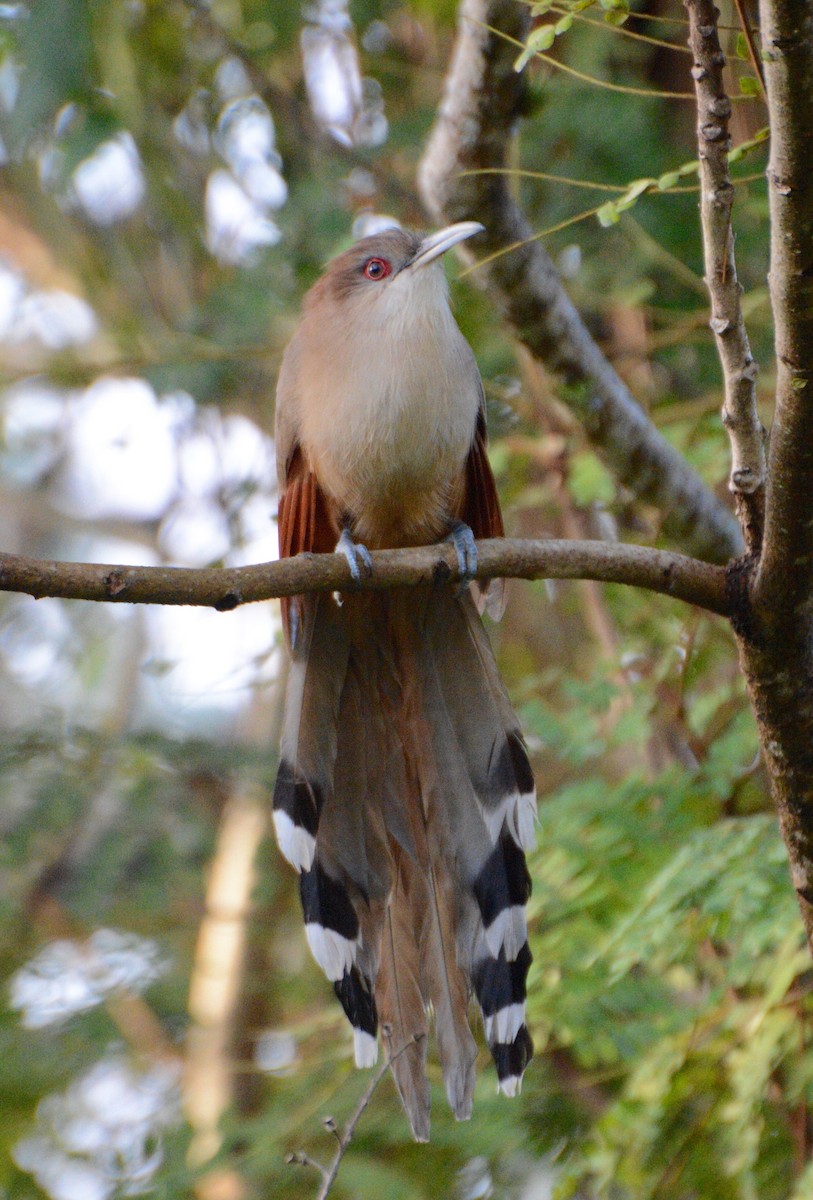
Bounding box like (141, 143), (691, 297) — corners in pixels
(0, 2), (806, 1198)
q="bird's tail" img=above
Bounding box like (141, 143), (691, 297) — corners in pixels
(272, 585), (536, 1140)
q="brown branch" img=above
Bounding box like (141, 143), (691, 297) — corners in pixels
(729, 0), (813, 953)
(418, 0), (743, 564)
(731, 0), (766, 93)
(753, 0), (813, 617)
(0, 539), (730, 615)
(686, 0), (766, 553)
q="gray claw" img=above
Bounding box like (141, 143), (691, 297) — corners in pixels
(446, 520), (478, 592)
(289, 600), (300, 652)
(336, 529), (373, 584)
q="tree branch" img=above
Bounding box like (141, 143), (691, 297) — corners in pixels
(418, 0), (743, 564)
(753, 0), (813, 617)
(686, 0), (766, 553)
(0, 539), (730, 615)
(729, 0), (813, 952)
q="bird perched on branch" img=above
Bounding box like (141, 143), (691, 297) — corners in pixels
(272, 221), (536, 1141)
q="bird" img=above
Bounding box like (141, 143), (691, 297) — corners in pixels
(272, 221), (536, 1141)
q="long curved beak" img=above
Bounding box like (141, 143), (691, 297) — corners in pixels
(407, 221), (485, 271)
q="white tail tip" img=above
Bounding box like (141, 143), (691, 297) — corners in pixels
(498, 1074), (523, 1098)
(304, 923), (356, 982)
(272, 809), (316, 872)
(353, 1029), (378, 1068)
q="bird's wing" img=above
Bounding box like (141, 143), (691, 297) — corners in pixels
(276, 443), (337, 644)
(460, 405), (504, 541)
(459, 405), (506, 619)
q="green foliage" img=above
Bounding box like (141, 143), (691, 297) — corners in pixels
(529, 0), (631, 29)
(6, 0), (93, 151)
(739, 76), (762, 97)
(514, 16), (577, 72)
(519, 657), (809, 1199)
(595, 130), (769, 227)
(570, 451), (613, 504)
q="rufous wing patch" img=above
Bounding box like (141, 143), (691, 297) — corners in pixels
(277, 444), (337, 643)
(459, 413), (506, 619)
(460, 412), (505, 542)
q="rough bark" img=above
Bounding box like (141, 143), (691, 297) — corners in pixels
(686, 0), (766, 552)
(418, 0), (743, 564)
(752, 0), (813, 613)
(732, 0), (813, 948)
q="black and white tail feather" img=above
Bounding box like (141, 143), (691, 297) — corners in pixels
(272, 584), (537, 1140)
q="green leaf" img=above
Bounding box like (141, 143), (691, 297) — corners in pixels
(569, 451), (616, 505)
(728, 127), (769, 163)
(677, 159), (700, 178)
(615, 177), (655, 213)
(739, 74), (761, 96)
(514, 24), (556, 71)
(598, 0), (630, 20)
(597, 200), (620, 226)
(555, 13), (574, 35)
(532, 23), (556, 50)
(533, 23), (558, 50)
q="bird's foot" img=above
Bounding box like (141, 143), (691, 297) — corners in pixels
(335, 528), (373, 584)
(446, 520), (478, 593)
(289, 600), (301, 652)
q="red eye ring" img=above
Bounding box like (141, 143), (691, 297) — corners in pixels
(364, 257), (391, 281)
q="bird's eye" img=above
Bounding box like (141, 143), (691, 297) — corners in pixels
(364, 257), (391, 281)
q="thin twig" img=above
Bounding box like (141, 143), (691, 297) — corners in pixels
(547, 3), (694, 54)
(685, 0), (766, 553)
(731, 0), (766, 92)
(480, 18), (702, 98)
(285, 1150), (329, 1181)
(288, 1034), (424, 1200)
(317, 1037), (422, 1199)
(0, 538), (730, 615)
(517, 0), (745, 31)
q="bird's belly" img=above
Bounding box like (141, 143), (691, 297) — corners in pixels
(305, 385), (475, 547)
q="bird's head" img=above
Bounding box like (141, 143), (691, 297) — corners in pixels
(306, 222), (484, 321)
